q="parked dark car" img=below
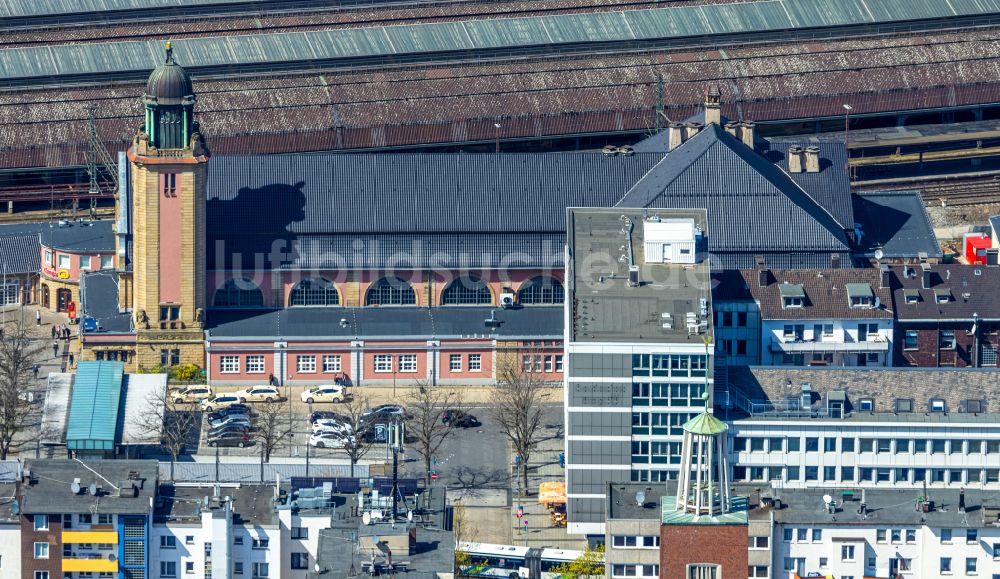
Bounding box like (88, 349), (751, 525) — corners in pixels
(207, 432), (249, 448)
(207, 404), (252, 422)
(442, 410), (480, 428)
(361, 404), (407, 423)
(309, 411), (346, 424)
(207, 423), (251, 439)
(208, 414), (253, 430)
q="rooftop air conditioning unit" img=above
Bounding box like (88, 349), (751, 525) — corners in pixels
(499, 293), (515, 309)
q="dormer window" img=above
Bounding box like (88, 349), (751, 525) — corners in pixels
(904, 290), (919, 305)
(935, 289), (951, 304)
(929, 398), (946, 413)
(846, 283), (875, 309)
(779, 283), (806, 309)
(895, 398), (913, 413)
(858, 398), (874, 412)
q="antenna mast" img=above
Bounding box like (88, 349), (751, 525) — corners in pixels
(85, 104), (120, 218)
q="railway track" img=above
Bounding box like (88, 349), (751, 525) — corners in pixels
(857, 175), (1000, 207)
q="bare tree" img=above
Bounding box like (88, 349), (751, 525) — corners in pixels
(0, 320), (44, 460)
(404, 383), (459, 487)
(252, 400), (293, 480)
(135, 388), (199, 481)
(329, 394), (375, 478)
(491, 357), (551, 496)
(452, 498), (477, 571)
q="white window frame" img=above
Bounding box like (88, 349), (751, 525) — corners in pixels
(399, 354), (418, 373)
(468, 354), (482, 372)
(296, 355), (316, 374)
(322, 355), (341, 373)
(374, 354), (392, 373)
(57, 254), (71, 269)
(34, 515), (48, 531)
(100, 254), (114, 270)
(34, 542), (49, 559)
(841, 544), (856, 561)
(219, 355), (239, 374)
(245, 355), (265, 374)
(449, 354), (462, 372)
(555, 354), (564, 372)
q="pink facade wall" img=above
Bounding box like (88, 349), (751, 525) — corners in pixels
(40, 247), (114, 283)
(363, 344), (427, 379)
(158, 172), (183, 303)
(287, 350), (352, 381)
(439, 345), (493, 379)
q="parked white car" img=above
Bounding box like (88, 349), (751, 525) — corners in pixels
(232, 386), (281, 403)
(309, 431), (354, 449)
(300, 385), (346, 404)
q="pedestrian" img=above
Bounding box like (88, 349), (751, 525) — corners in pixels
(32, 365), (39, 379)
(52, 340), (59, 358)
(51, 325), (56, 339)
(68, 352), (74, 366)
(35, 310), (41, 326)
(64, 327), (70, 340)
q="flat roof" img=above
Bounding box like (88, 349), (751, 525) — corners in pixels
(39, 220), (115, 253)
(566, 207), (711, 343)
(66, 361), (124, 451)
(154, 484), (277, 527)
(80, 271), (134, 335)
(20, 459), (157, 515)
(40, 372), (73, 445)
(121, 373), (167, 445)
(608, 483), (664, 521)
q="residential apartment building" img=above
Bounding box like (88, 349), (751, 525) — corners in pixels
(773, 488), (1000, 578)
(564, 207), (714, 536)
(890, 263), (1000, 368)
(17, 460), (156, 579)
(720, 367), (1000, 490)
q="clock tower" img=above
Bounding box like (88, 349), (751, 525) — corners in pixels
(127, 42), (208, 370)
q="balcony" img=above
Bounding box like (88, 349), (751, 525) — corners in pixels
(770, 335), (889, 353)
(63, 530), (118, 544)
(63, 553), (118, 573)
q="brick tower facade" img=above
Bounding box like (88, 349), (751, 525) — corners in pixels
(127, 42), (208, 370)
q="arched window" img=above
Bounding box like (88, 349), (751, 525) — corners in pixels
(289, 277), (340, 306)
(365, 277), (416, 306)
(517, 276), (564, 305)
(213, 278), (264, 307)
(441, 276), (492, 305)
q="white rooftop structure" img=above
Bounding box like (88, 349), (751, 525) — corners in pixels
(40, 372), (72, 445)
(121, 373), (168, 445)
(643, 217), (698, 264)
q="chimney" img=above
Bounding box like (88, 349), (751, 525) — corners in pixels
(724, 121), (739, 138)
(740, 121), (756, 149)
(668, 122), (685, 152)
(704, 84), (722, 125)
(758, 268), (771, 287)
(787, 146), (803, 173)
(921, 263), (932, 289)
(684, 122), (703, 141)
(879, 265), (890, 289)
(804, 146), (821, 173)
(959, 488), (966, 513)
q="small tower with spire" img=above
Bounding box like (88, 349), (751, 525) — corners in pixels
(704, 84), (722, 126)
(675, 392), (731, 517)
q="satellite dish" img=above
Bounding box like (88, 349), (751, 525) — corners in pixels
(89, 484), (98, 496)
(10, 502), (19, 515)
(71, 482), (81, 494)
(635, 491), (646, 506)
(823, 494), (833, 504)
(108, 554), (117, 562)
(362, 512), (371, 525)
(874, 249), (884, 261)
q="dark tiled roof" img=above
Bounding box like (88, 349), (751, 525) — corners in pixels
(990, 215), (1000, 239)
(889, 264), (1000, 321)
(80, 271), (133, 334)
(852, 191), (942, 259)
(617, 125), (851, 254)
(39, 220), (115, 253)
(743, 268), (893, 320)
(729, 365), (1000, 415)
(762, 141), (853, 230)
(206, 306), (563, 340)
(0, 233), (40, 274)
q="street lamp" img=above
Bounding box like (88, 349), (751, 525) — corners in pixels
(842, 104), (853, 176)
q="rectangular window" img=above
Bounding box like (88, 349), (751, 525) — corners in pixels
(966, 558), (976, 574)
(841, 545), (855, 561)
(940, 331), (957, 349)
(160, 562), (177, 578)
(291, 553), (309, 570)
(877, 529), (887, 543)
(842, 437), (855, 452)
(805, 437), (819, 451)
(100, 254), (114, 270)
(160, 536), (176, 548)
(749, 536), (769, 549)
(906, 529), (916, 543)
(877, 439), (892, 453)
(374, 354), (392, 373)
(246, 355), (265, 374)
(185, 561), (195, 574)
(98, 514), (112, 525)
(252, 563), (269, 579)
(219, 355), (239, 374)
(399, 354), (418, 373)
(291, 526), (308, 539)
(296, 355), (316, 373)
(34, 542), (49, 559)
(543, 356), (553, 372)
(234, 562), (244, 575)
(824, 438), (837, 452)
(555, 355), (564, 372)
(252, 538), (269, 550)
(841, 466), (854, 481)
(968, 529), (978, 544)
(904, 330), (918, 350)
(35, 573), (49, 579)
(891, 529), (902, 543)
(942, 529), (952, 543)
(449, 354), (461, 372)
(34, 515), (48, 531)
(58, 254), (70, 269)
(468, 354), (482, 372)
(164, 173), (178, 197)
(322, 355), (341, 373)
(940, 557), (952, 573)
(748, 566), (768, 578)
(787, 437), (800, 452)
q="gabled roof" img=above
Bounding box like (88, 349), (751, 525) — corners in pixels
(852, 191), (942, 259)
(0, 233), (39, 275)
(742, 268), (893, 320)
(617, 124), (851, 254)
(889, 264), (1000, 321)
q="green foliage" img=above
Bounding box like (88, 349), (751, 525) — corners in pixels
(171, 363), (201, 382)
(550, 544), (605, 578)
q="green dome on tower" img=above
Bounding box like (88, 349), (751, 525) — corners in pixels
(142, 41), (197, 149)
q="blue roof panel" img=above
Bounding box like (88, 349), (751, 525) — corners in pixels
(66, 361), (124, 451)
